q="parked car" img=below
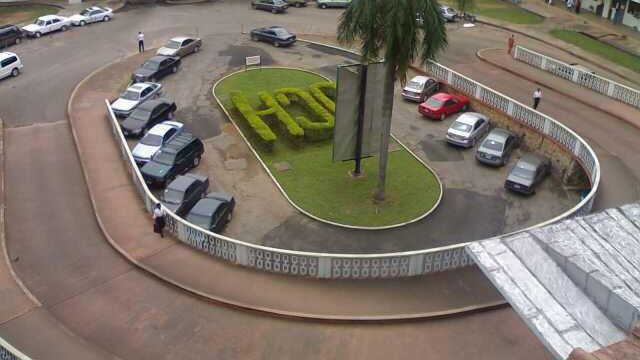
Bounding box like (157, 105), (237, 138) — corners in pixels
(401, 76), (440, 102)
(440, 6), (458, 22)
(156, 36), (202, 58)
(317, 0), (351, 8)
(445, 112), (490, 148)
(0, 52), (22, 80)
(476, 128), (519, 167)
(120, 99), (177, 138)
(251, 0), (288, 13)
(505, 153), (551, 195)
(0, 25), (24, 48)
(132, 121), (184, 165)
(22, 15), (71, 38)
(418, 92), (469, 120)
(69, 6), (113, 26)
(131, 55), (180, 83)
(141, 132), (204, 188)
(111, 82), (162, 118)
(250, 26), (296, 47)
(186, 192), (236, 233)
(161, 174), (209, 217)
(285, 0), (308, 7)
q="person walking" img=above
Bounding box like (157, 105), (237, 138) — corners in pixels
(153, 203), (166, 238)
(137, 31), (145, 53)
(507, 34), (515, 55)
(533, 88), (542, 109)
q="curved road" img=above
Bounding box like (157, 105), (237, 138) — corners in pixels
(0, 2), (638, 359)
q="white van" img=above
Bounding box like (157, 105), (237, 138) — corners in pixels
(0, 52), (22, 80)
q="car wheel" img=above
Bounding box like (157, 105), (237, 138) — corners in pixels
(193, 156), (201, 167)
(171, 66), (177, 73)
(194, 45), (200, 53)
(15, 37), (21, 45)
(272, 7), (278, 13)
(320, 3), (327, 8)
(61, 25), (68, 32)
(440, 113), (445, 120)
(274, 41), (280, 48)
(35, 32), (41, 38)
(79, 20), (86, 26)
(103, 16), (110, 22)
(11, 68), (19, 77)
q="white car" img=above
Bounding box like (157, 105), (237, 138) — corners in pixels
(111, 82), (162, 118)
(69, 6), (113, 26)
(446, 112), (490, 148)
(22, 15), (72, 38)
(0, 52), (22, 80)
(132, 121), (184, 165)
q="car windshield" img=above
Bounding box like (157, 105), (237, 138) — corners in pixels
(273, 28), (291, 37)
(425, 98), (443, 107)
(187, 213), (211, 229)
(483, 139), (504, 152)
(165, 40), (182, 49)
(153, 151), (175, 166)
(80, 9), (90, 15)
(35, 19), (45, 26)
(451, 121), (472, 133)
(512, 164), (536, 179)
(140, 134), (163, 146)
(143, 61), (160, 70)
(121, 90), (140, 101)
(406, 80), (423, 90)
(163, 189), (183, 203)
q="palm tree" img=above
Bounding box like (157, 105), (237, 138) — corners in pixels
(338, 0), (447, 202)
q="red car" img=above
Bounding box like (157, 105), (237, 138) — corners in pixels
(418, 92), (469, 120)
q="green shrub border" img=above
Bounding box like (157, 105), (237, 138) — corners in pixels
(231, 91), (276, 151)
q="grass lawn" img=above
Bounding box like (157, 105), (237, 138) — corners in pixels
(0, 5), (59, 26)
(550, 29), (640, 74)
(470, 0), (544, 24)
(215, 68), (441, 227)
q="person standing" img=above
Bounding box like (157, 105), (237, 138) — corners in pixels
(137, 31), (145, 53)
(507, 34), (515, 55)
(533, 88), (542, 109)
(153, 203), (166, 238)
(575, 0), (581, 13)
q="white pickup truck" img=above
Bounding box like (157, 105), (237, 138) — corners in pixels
(22, 15), (72, 38)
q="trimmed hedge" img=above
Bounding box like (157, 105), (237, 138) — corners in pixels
(230, 92), (276, 151)
(258, 91), (305, 145)
(309, 82), (336, 113)
(275, 88), (335, 141)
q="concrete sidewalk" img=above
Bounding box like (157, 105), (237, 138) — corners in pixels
(67, 51), (506, 320)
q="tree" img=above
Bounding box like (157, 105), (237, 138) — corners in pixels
(338, 0), (447, 202)
(455, 0), (475, 18)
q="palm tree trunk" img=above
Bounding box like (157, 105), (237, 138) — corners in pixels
(373, 64), (396, 202)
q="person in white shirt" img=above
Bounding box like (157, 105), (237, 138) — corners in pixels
(533, 88), (542, 109)
(137, 31), (145, 53)
(153, 203), (166, 237)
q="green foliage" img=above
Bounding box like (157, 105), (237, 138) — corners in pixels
(309, 82), (337, 112)
(230, 91), (276, 151)
(455, 0), (475, 15)
(275, 88), (336, 141)
(472, 0), (543, 24)
(258, 91), (305, 144)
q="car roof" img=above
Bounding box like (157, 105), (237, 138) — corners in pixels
(137, 98), (170, 110)
(408, 76), (430, 84)
(487, 128), (514, 141)
(431, 92), (452, 101)
(0, 52), (17, 61)
(163, 132), (197, 153)
(518, 153), (547, 167)
(128, 83), (151, 92)
(38, 15), (61, 21)
(170, 36), (190, 42)
(456, 112), (486, 125)
(85, 6), (104, 11)
(147, 121), (181, 135)
(206, 192), (233, 203)
(166, 175), (198, 192)
(146, 56), (168, 63)
(190, 198), (224, 217)
(0, 24), (19, 30)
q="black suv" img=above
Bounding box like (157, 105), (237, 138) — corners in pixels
(0, 25), (23, 48)
(251, 0), (288, 13)
(120, 98), (177, 137)
(131, 56), (181, 83)
(141, 132), (204, 188)
(161, 174), (209, 217)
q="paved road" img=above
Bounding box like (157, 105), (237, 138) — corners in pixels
(1, 2), (637, 359)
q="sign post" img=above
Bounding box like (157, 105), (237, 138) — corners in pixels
(245, 55), (261, 71)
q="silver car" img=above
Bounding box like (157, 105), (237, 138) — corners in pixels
(505, 153), (551, 195)
(401, 76), (440, 102)
(446, 112), (490, 148)
(476, 128), (519, 167)
(111, 82), (162, 118)
(132, 121), (184, 166)
(440, 6), (458, 22)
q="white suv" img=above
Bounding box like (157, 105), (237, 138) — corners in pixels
(70, 6), (113, 26)
(22, 15), (72, 38)
(0, 52), (22, 80)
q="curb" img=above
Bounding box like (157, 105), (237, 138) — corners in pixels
(475, 47), (640, 132)
(475, 19), (640, 87)
(67, 53), (506, 321)
(211, 66), (444, 231)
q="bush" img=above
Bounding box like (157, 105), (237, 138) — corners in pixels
(231, 92), (276, 151)
(309, 82), (336, 112)
(258, 91), (304, 145)
(275, 88), (335, 141)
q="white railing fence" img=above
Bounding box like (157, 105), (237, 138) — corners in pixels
(0, 337), (32, 360)
(103, 45), (599, 279)
(513, 45), (640, 109)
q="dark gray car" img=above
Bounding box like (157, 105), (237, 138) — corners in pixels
(161, 174), (209, 217)
(476, 128), (519, 167)
(505, 153), (551, 195)
(186, 192), (235, 233)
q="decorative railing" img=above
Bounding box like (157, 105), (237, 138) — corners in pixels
(0, 337), (32, 360)
(513, 45), (640, 109)
(103, 43), (599, 279)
